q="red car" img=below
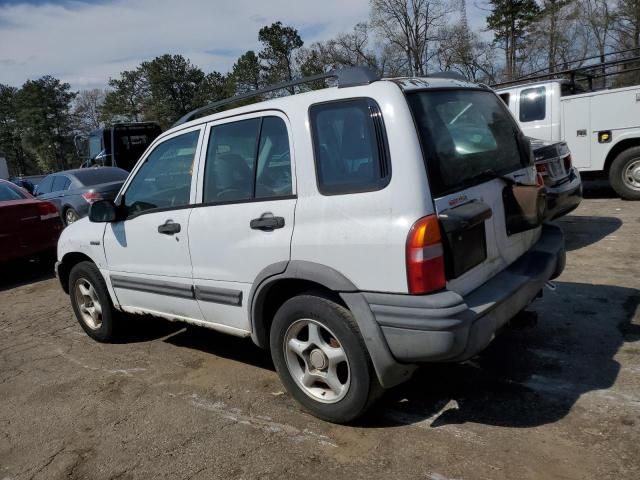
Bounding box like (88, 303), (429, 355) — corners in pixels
(0, 179), (63, 263)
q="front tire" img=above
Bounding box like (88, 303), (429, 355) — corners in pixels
(609, 147), (640, 200)
(270, 294), (380, 423)
(69, 261), (117, 342)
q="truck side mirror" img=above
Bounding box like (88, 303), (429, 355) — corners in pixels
(89, 200), (118, 223)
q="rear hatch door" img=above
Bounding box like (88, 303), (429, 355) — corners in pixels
(406, 88), (541, 296)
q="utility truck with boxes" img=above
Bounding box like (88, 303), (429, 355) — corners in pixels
(494, 52), (640, 200)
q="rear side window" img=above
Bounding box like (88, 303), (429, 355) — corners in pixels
(309, 99), (390, 195)
(519, 87), (546, 122)
(52, 175), (70, 192)
(203, 116), (293, 203)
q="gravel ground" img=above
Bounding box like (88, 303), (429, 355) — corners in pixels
(1, 185), (639, 480)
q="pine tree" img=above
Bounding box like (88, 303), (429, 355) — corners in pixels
(487, 0), (540, 80)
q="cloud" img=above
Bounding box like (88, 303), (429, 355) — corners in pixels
(0, 0), (370, 90)
(0, 0), (492, 91)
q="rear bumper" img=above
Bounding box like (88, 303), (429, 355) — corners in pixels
(545, 168), (582, 220)
(364, 223), (565, 363)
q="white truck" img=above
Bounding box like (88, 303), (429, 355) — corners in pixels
(495, 79), (640, 200)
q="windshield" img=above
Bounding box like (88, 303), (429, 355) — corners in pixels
(407, 89), (527, 196)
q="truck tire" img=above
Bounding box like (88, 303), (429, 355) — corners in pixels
(609, 147), (640, 200)
(69, 261), (118, 342)
(270, 294), (381, 423)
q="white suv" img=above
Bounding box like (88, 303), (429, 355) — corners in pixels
(55, 68), (565, 423)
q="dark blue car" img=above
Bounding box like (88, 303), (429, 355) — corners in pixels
(35, 167), (128, 225)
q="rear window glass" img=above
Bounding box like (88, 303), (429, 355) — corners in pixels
(519, 86), (546, 122)
(73, 168), (128, 187)
(0, 182), (27, 201)
(309, 99), (390, 195)
(407, 89), (526, 197)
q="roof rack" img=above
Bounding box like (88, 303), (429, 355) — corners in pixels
(173, 66), (380, 127)
(427, 71), (469, 81)
(491, 52), (640, 90)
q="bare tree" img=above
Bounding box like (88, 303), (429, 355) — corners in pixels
(73, 89), (105, 132)
(579, 0), (615, 85)
(370, 0), (448, 76)
(437, 25), (500, 82)
(614, 0), (640, 50)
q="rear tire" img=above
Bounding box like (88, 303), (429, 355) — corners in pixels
(69, 261), (117, 342)
(64, 207), (80, 226)
(609, 147), (640, 200)
(270, 294), (381, 423)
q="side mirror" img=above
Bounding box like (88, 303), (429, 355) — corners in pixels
(89, 200), (118, 223)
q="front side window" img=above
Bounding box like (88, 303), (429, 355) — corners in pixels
(309, 99), (390, 195)
(203, 116), (293, 203)
(124, 130), (200, 216)
(519, 86), (546, 122)
(407, 89), (526, 196)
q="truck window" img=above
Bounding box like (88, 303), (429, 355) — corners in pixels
(498, 93), (510, 105)
(519, 86), (546, 122)
(89, 134), (102, 159)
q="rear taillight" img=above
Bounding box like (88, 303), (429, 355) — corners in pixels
(563, 154), (572, 171)
(38, 201), (58, 221)
(535, 162), (548, 176)
(406, 215), (446, 295)
(82, 191), (103, 203)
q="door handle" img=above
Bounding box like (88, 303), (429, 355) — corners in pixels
(158, 220), (181, 235)
(250, 214), (285, 231)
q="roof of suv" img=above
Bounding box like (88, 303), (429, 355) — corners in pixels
(171, 73), (487, 136)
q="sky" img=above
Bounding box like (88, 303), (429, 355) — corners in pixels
(0, 0), (489, 91)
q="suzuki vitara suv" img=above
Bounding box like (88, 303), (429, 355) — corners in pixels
(55, 68), (565, 423)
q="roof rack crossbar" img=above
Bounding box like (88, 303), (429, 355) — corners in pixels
(491, 54), (640, 89)
(173, 66), (380, 127)
(520, 47), (640, 80)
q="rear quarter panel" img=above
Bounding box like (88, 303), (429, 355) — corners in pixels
(289, 82), (433, 293)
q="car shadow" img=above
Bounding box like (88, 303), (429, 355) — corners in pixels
(554, 215), (622, 251)
(113, 314), (185, 344)
(164, 326), (274, 371)
(581, 178), (618, 199)
(0, 257), (55, 292)
(360, 281), (639, 429)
